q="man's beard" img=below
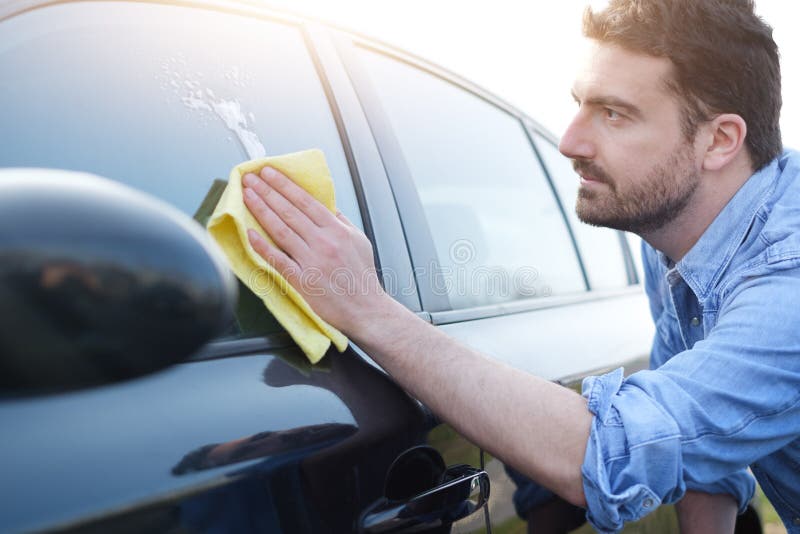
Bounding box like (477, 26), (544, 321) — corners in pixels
(572, 143), (700, 234)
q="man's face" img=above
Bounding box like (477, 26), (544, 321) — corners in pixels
(559, 42), (702, 234)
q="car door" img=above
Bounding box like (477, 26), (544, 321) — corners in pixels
(337, 34), (680, 533)
(0, 2), (486, 532)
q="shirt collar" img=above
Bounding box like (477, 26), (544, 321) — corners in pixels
(669, 157), (781, 300)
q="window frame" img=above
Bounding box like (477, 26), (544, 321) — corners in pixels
(337, 34), (607, 320)
(306, 24), (424, 314)
(335, 34), (451, 313)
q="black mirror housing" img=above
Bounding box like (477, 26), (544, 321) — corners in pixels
(0, 169), (237, 393)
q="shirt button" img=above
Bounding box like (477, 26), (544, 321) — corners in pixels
(793, 517), (800, 526)
(643, 498), (654, 508)
(690, 317), (701, 327)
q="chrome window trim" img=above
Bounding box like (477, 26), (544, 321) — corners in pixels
(430, 286), (644, 325)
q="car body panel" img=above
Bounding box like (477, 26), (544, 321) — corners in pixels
(0, 347), (430, 532)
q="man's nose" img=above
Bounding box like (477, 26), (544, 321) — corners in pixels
(559, 112), (596, 160)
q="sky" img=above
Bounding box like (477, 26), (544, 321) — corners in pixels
(263, 0), (800, 149)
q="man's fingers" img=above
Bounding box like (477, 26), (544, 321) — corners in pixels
(243, 172), (318, 242)
(259, 166), (337, 227)
(246, 229), (301, 285)
(243, 185), (309, 261)
(336, 210), (356, 229)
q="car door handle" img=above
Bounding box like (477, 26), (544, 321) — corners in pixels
(359, 465), (489, 533)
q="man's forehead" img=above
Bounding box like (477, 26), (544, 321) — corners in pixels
(572, 41), (675, 105)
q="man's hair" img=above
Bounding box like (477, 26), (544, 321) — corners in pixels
(583, 0), (782, 170)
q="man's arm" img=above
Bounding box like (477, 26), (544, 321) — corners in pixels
(241, 166), (591, 506)
(340, 294), (592, 506)
(676, 491), (737, 534)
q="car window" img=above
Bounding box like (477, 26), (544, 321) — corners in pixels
(355, 48), (584, 309)
(626, 232), (644, 284)
(532, 134), (630, 289)
(0, 2), (363, 338)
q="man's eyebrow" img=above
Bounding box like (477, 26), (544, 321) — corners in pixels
(571, 90), (644, 118)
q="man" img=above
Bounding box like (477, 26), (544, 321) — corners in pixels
(240, 0), (800, 531)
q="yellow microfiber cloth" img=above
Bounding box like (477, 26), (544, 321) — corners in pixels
(207, 149), (349, 363)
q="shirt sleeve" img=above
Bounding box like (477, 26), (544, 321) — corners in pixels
(580, 261), (800, 532)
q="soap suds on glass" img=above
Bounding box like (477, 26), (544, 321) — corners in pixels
(160, 56), (266, 160)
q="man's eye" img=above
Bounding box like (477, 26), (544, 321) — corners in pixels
(605, 108), (622, 121)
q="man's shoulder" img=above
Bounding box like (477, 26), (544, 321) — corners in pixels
(718, 151), (800, 302)
(760, 150), (800, 251)
(699, 151), (800, 305)
(720, 150), (800, 279)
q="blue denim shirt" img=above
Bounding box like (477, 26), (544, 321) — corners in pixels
(580, 150), (800, 533)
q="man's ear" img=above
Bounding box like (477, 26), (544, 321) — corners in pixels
(701, 114), (748, 171)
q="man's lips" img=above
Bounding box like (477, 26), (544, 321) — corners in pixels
(577, 171), (605, 184)
(573, 160), (612, 187)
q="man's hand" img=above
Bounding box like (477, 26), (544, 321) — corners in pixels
(676, 491), (737, 534)
(241, 166), (388, 335)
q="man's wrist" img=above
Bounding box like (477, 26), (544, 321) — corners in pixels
(343, 293), (409, 346)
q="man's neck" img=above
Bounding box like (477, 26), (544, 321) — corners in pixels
(641, 155), (754, 262)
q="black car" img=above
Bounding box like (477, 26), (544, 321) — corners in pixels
(0, 1), (763, 532)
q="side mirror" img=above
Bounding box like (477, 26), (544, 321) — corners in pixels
(0, 169), (237, 393)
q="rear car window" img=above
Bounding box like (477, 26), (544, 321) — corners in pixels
(355, 48), (585, 309)
(533, 134), (631, 289)
(0, 2), (363, 338)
